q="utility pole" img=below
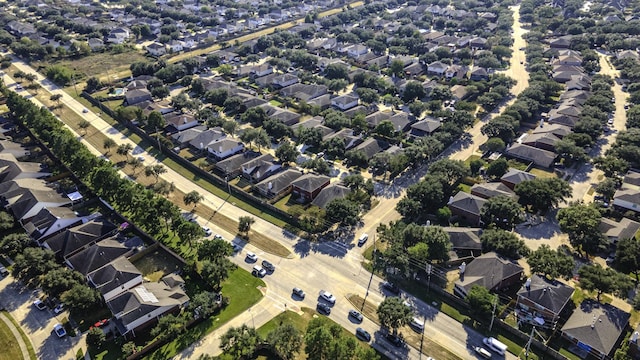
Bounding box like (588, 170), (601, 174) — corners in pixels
(426, 263), (432, 293)
(489, 296), (498, 332)
(361, 233), (376, 312)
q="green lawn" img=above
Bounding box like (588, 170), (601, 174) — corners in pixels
(0, 312), (36, 360)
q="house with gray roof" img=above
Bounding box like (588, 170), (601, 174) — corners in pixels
(454, 252), (524, 298)
(124, 89), (152, 105)
(108, 274), (190, 338)
(0, 184), (72, 222)
(165, 113), (198, 132)
(42, 217), (118, 258)
(311, 184), (351, 209)
(599, 217), (640, 244)
(447, 191), (487, 226)
(505, 143), (557, 168)
(23, 207), (82, 242)
(215, 151), (261, 178)
(442, 227), (482, 259)
(0, 140), (31, 158)
(291, 174), (330, 203)
(0, 153), (51, 183)
(331, 94), (359, 111)
(613, 188), (640, 213)
(365, 111), (392, 129)
(206, 138), (244, 160)
(88, 257), (143, 302)
(516, 275), (574, 325)
(65, 235), (142, 276)
(253, 169), (303, 198)
(241, 153), (281, 183)
(521, 132), (560, 152)
(471, 182), (517, 200)
(171, 125), (207, 148)
(353, 138), (389, 159)
(409, 118), (441, 138)
(279, 84), (328, 101)
(501, 169), (536, 190)
(532, 123), (572, 139)
(561, 300), (629, 359)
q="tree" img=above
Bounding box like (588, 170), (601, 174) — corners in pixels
(127, 157), (143, 175)
(465, 285), (497, 319)
(198, 238), (233, 260)
(557, 204), (607, 257)
(86, 327), (106, 349)
(389, 59), (405, 78)
(578, 264), (634, 301)
(103, 138), (117, 155)
(403, 81), (426, 102)
(12, 247), (57, 283)
(220, 324), (262, 359)
(61, 284), (100, 310)
(377, 297), (413, 334)
(200, 258), (235, 290)
(594, 178), (618, 200)
(325, 198), (360, 226)
(238, 216), (255, 235)
(122, 342), (138, 357)
(614, 237), (640, 281)
(275, 141), (299, 165)
(480, 196), (523, 229)
(147, 111), (165, 131)
(480, 229), (529, 259)
(469, 159), (485, 176)
(485, 158), (509, 178)
(184, 190), (204, 209)
(527, 245), (575, 279)
(188, 291), (223, 319)
(0, 211), (13, 231)
(78, 120), (90, 136)
(50, 93), (63, 106)
(177, 220), (204, 246)
(241, 107), (269, 126)
(593, 156), (629, 178)
(150, 314), (187, 342)
(514, 178), (572, 213)
(144, 164), (167, 183)
(0, 233), (31, 258)
(266, 324), (303, 360)
(41, 267), (85, 299)
(482, 138), (506, 153)
(85, 77), (102, 93)
(304, 317), (377, 360)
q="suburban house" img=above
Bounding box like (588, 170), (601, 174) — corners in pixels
(253, 169), (303, 198)
(447, 191), (487, 226)
(442, 226), (482, 260)
(170, 126), (208, 149)
(505, 143), (557, 168)
(532, 123), (572, 139)
(40, 216), (118, 256)
(501, 169), (536, 190)
(599, 217), (640, 244)
(65, 235), (143, 276)
(291, 174), (331, 203)
(454, 252), (524, 298)
(469, 66), (489, 81)
(520, 133), (560, 152)
(206, 139), (245, 160)
(146, 42), (167, 56)
(125, 89), (153, 106)
(561, 300), (630, 359)
(311, 184), (351, 209)
(353, 138), (389, 159)
(0, 183), (73, 223)
(331, 94), (359, 111)
(87, 38), (104, 51)
(22, 207), (83, 242)
(279, 84), (328, 102)
(613, 189), (640, 213)
(516, 275), (574, 325)
(629, 325), (640, 359)
(241, 154), (281, 183)
(471, 182), (517, 200)
(427, 61), (448, 76)
(164, 113), (199, 132)
(87, 257), (143, 302)
(409, 118), (441, 138)
(215, 152), (261, 178)
(108, 274), (190, 338)
(271, 73), (299, 88)
(322, 129), (362, 150)
(0, 139), (31, 158)
(0, 153), (52, 182)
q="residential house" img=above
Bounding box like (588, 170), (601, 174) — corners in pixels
(331, 94), (359, 111)
(469, 66), (489, 81)
(322, 129), (362, 150)
(253, 169), (303, 198)
(215, 152), (261, 178)
(88, 38), (104, 51)
(617, 50), (640, 61)
(629, 325), (640, 359)
(22, 207), (83, 242)
(613, 189), (640, 213)
(505, 143), (557, 168)
(427, 61), (448, 76)
(108, 274), (190, 338)
(548, 108), (580, 128)
(353, 138), (389, 159)
(549, 37), (571, 49)
(271, 73), (299, 88)
(258, 104), (301, 126)
(442, 226), (482, 259)
(241, 154), (281, 183)
(347, 44), (369, 58)
(0, 140), (31, 158)
(450, 84), (470, 100)
(206, 139), (244, 160)
(125, 89), (153, 106)
(561, 300), (630, 359)
(170, 125), (208, 149)
(311, 184), (351, 209)
(133, 100), (174, 116)
(145, 42), (166, 56)
(42, 217), (118, 258)
(599, 217), (640, 244)
(168, 40), (184, 53)
(0, 184), (72, 223)
(107, 28), (130, 44)
(308, 94), (332, 110)
(471, 182), (517, 200)
(532, 123), (572, 139)
(501, 169), (536, 190)
(447, 191), (487, 226)
(279, 84), (327, 102)
(454, 252), (524, 298)
(0, 153), (51, 182)
(88, 257), (143, 302)
(555, 50), (583, 66)
(65, 236), (143, 276)
(164, 113), (199, 132)
(409, 118), (441, 138)
(291, 174), (331, 203)
(520, 133), (560, 152)
(516, 275), (574, 325)
(365, 111), (392, 129)
(469, 37), (488, 49)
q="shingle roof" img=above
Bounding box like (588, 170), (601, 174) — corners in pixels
(505, 143), (557, 168)
(562, 300), (629, 356)
(455, 252), (524, 295)
(44, 217), (118, 258)
(471, 182), (517, 199)
(599, 217), (640, 240)
(501, 168), (536, 186)
(517, 275), (574, 316)
(88, 257), (142, 298)
(254, 169), (303, 196)
(291, 174), (330, 192)
(66, 237), (135, 275)
(448, 191), (487, 216)
(311, 184), (351, 209)
(442, 227), (482, 250)
(23, 207), (80, 240)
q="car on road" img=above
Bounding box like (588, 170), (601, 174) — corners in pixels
(232, 243), (241, 252)
(246, 252), (258, 262)
(262, 260), (275, 272)
(608, 118), (614, 125)
(292, 287), (306, 299)
(15, 84), (22, 90)
(474, 346), (492, 358)
(320, 290), (336, 304)
(355, 327), (371, 342)
(213, 234), (223, 240)
(0, 265), (8, 277)
(202, 227), (212, 236)
(82, 108), (89, 113)
(385, 333), (405, 347)
(34, 299), (47, 310)
(137, 156), (145, 162)
(316, 302), (331, 315)
(382, 282), (401, 295)
(349, 309), (363, 322)
(357, 233), (368, 246)
(53, 304), (65, 314)
(252, 265), (266, 277)
(53, 323), (67, 338)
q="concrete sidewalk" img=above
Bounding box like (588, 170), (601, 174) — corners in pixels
(0, 311), (31, 360)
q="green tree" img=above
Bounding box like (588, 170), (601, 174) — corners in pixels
(50, 93), (63, 106)
(11, 247), (57, 283)
(144, 164), (167, 184)
(465, 285), (497, 319)
(514, 178), (572, 213)
(480, 196), (523, 229)
(188, 291), (223, 319)
(220, 324), (262, 359)
(41, 267), (85, 299)
(0, 211), (14, 230)
(61, 284), (100, 310)
(402, 81), (426, 102)
(127, 157), (143, 175)
(376, 297), (413, 334)
(485, 158), (509, 178)
(86, 327), (106, 349)
(200, 258), (235, 290)
(557, 203), (607, 257)
(482, 137), (506, 153)
(0, 233), (31, 258)
(122, 342), (138, 357)
(480, 229), (529, 259)
(147, 111), (166, 131)
(578, 264), (634, 301)
(527, 245), (575, 279)
(150, 314), (187, 342)
(78, 120), (90, 136)
(614, 237), (640, 281)
(198, 238), (233, 260)
(103, 138), (117, 155)
(389, 59), (405, 78)
(325, 198), (360, 226)
(593, 178), (618, 200)
(184, 190), (204, 209)
(275, 141), (299, 165)
(238, 216), (255, 235)
(177, 220), (204, 246)
(266, 324), (303, 360)
(593, 156), (629, 178)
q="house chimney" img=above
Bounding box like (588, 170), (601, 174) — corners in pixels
(525, 278), (531, 290)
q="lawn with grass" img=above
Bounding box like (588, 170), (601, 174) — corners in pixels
(32, 50), (147, 80)
(0, 311), (35, 360)
(529, 167), (557, 179)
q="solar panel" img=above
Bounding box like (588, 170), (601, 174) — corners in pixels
(135, 286), (158, 303)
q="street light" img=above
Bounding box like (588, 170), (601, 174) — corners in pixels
(426, 263), (432, 293)
(248, 308), (255, 328)
(361, 234), (376, 312)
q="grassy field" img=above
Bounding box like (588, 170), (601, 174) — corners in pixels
(529, 167), (557, 178)
(0, 312), (35, 360)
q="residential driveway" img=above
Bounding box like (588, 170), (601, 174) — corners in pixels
(0, 276), (85, 360)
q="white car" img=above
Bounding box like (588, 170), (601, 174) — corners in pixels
(246, 252), (258, 262)
(202, 227), (212, 236)
(33, 299), (47, 310)
(213, 234), (223, 240)
(53, 323), (66, 338)
(53, 304), (65, 314)
(320, 290), (336, 304)
(82, 108), (88, 113)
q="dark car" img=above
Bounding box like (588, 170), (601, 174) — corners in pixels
(262, 260), (275, 272)
(292, 287), (306, 299)
(317, 302), (331, 315)
(382, 282), (401, 295)
(355, 327), (371, 342)
(386, 333), (405, 347)
(349, 309), (363, 322)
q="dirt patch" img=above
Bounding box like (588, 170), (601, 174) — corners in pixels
(32, 50), (147, 81)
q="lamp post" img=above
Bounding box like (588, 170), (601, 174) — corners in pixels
(361, 234), (376, 312)
(426, 263), (432, 293)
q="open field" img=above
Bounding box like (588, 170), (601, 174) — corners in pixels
(32, 50), (147, 82)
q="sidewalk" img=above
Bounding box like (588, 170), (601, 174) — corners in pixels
(0, 311), (31, 360)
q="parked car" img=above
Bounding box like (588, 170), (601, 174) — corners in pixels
(33, 299), (47, 310)
(213, 234), (223, 240)
(53, 304), (65, 314)
(316, 302), (331, 315)
(82, 108), (89, 113)
(246, 252), (258, 262)
(93, 319), (109, 328)
(292, 287), (306, 299)
(386, 333), (404, 347)
(357, 233), (369, 246)
(474, 346), (492, 358)
(53, 324), (67, 338)
(0, 265), (8, 277)
(252, 265), (266, 277)
(320, 290), (336, 304)
(262, 260), (275, 272)
(202, 227), (212, 237)
(382, 282), (401, 295)
(355, 327), (371, 342)
(349, 309), (363, 322)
